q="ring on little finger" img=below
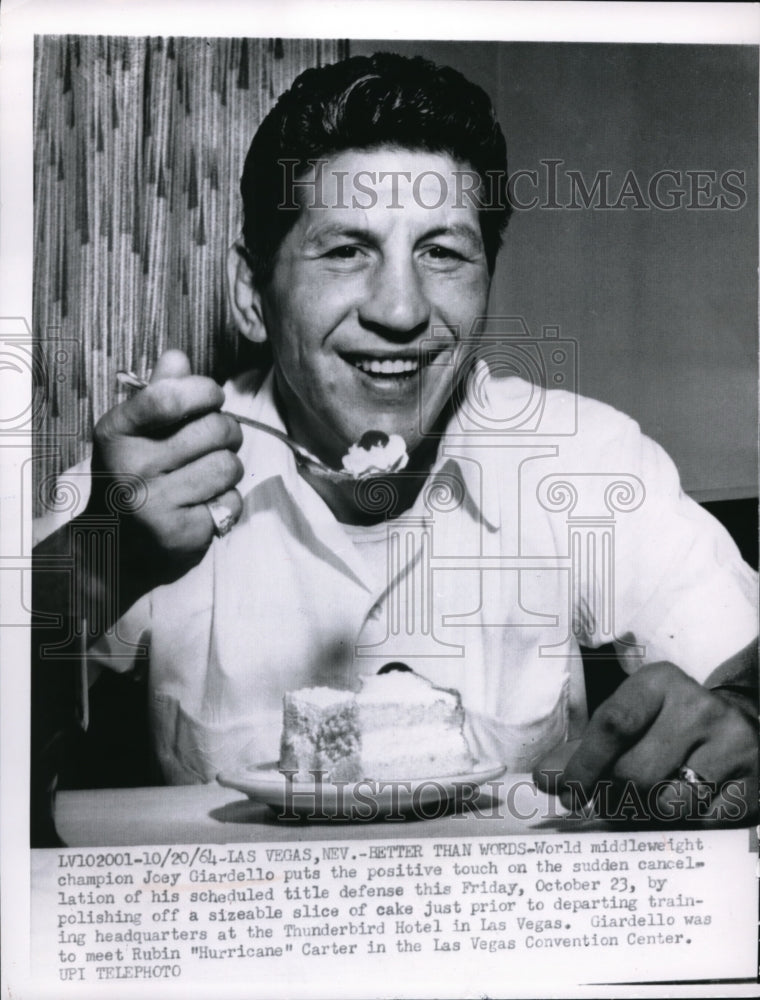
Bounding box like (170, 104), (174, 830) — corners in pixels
(677, 764), (715, 803)
(677, 765), (711, 787)
(205, 498), (236, 538)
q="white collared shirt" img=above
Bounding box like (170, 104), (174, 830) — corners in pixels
(39, 368), (758, 783)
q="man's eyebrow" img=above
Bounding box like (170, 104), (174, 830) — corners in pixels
(301, 222), (484, 250)
(421, 224), (483, 251)
(302, 223), (374, 246)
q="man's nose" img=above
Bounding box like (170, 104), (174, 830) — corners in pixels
(358, 257), (430, 341)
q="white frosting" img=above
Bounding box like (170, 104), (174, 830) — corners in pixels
(288, 687), (355, 708)
(357, 671), (451, 706)
(341, 434), (409, 477)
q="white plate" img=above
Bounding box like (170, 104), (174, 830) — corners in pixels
(217, 761), (507, 821)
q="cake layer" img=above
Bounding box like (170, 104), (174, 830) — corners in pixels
(360, 725), (475, 780)
(279, 688), (361, 781)
(279, 670), (475, 781)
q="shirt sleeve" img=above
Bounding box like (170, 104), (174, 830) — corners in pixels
(34, 456), (151, 677)
(586, 418), (757, 683)
(33, 456), (93, 546)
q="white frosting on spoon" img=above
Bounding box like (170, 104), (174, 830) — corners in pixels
(341, 431), (409, 478)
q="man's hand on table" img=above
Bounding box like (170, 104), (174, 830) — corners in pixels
(87, 349), (244, 591)
(535, 660), (758, 824)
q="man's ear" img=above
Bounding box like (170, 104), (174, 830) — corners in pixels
(226, 242), (267, 343)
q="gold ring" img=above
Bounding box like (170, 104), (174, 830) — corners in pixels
(205, 498), (236, 538)
(678, 765), (711, 787)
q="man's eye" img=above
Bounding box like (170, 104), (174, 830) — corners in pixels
(324, 245), (363, 259)
(424, 245), (464, 261)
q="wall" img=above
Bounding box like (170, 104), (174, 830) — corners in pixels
(353, 40), (758, 500)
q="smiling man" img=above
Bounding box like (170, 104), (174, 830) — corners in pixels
(233, 150), (490, 458)
(32, 53), (757, 837)
(228, 146), (494, 520)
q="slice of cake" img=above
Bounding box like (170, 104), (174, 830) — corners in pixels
(279, 666), (475, 781)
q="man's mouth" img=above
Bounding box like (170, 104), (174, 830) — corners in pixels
(350, 356), (420, 378)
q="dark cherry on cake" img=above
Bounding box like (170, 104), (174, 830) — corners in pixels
(358, 430), (389, 450)
(377, 661), (412, 674)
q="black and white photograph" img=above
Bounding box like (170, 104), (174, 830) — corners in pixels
(1, 2), (758, 997)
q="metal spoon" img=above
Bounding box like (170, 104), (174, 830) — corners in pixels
(115, 370), (352, 481)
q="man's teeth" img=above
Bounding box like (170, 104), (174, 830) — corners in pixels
(353, 358), (419, 375)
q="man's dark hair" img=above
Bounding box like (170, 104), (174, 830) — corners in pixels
(240, 52), (511, 284)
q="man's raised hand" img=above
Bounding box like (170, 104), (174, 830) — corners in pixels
(87, 349), (244, 587)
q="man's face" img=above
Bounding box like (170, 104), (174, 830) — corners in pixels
(258, 147), (492, 466)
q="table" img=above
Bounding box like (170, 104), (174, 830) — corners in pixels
(55, 774), (601, 846)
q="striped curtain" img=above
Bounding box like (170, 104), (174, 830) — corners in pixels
(33, 35), (349, 513)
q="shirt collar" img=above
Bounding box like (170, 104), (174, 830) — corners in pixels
(424, 359), (502, 531)
(431, 449), (501, 532)
(224, 367), (301, 493)
(223, 364), (501, 532)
